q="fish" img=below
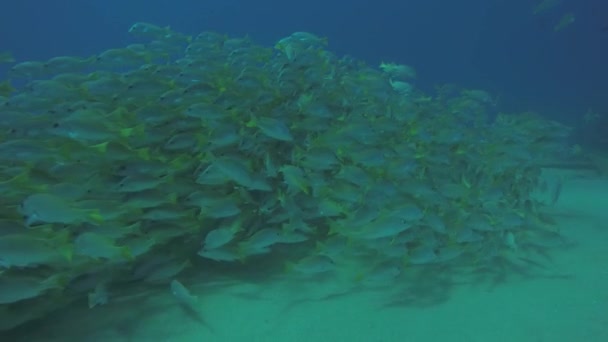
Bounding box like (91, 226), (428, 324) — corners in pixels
(129, 22), (183, 42)
(549, 178), (563, 205)
(0, 51), (15, 64)
(0, 274), (65, 304)
(114, 173), (172, 193)
(9, 61), (45, 78)
(379, 62), (416, 79)
(198, 245), (242, 262)
(141, 206), (197, 221)
(238, 228), (283, 256)
(287, 255), (335, 275)
(407, 246), (438, 265)
(247, 116), (294, 142)
(202, 219), (243, 250)
(275, 32), (327, 60)
(88, 283), (109, 308)
(43, 56), (95, 74)
(212, 156), (255, 187)
(125, 190), (178, 208)
(358, 262), (401, 287)
(554, 13), (575, 32)
(186, 191), (241, 218)
(170, 279), (198, 310)
(74, 232), (132, 261)
(20, 193), (103, 227)
(0, 140), (58, 163)
(279, 165), (309, 194)
(0, 232), (73, 268)
(142, 258), (191, 284)
(532, 0), (562, 15)
(0, 80), (15, 96)
(389, 80), (413, 95)
(340, 209), (417, 240)
(295, 147), (339, 171)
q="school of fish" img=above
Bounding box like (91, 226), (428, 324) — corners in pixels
(0, 22), (572, 331)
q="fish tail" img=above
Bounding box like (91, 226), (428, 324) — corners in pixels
(120, 247), (134, 261)
(136, 147), (150, 160)
(167, 192), (178, 204)
(43, 274), (68, 290)
(88, 210), (104, 223)
(90, 141), (109, 153)
(61, 246), (74, 263)
(120, 124), (145, 138)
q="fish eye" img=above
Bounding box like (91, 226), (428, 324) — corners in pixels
(52, 122), (60, 128)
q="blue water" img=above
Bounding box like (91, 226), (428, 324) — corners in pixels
(1, 0), (606, 121)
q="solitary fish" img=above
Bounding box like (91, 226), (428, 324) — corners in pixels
(170, 279), (198, 311)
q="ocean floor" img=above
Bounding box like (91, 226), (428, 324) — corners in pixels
(5, 168), (608, 342)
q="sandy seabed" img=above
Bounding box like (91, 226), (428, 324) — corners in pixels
(5, 168), (608, 342)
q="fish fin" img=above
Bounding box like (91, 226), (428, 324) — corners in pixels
(87, 293), (98, 308)
(284, 261), (295, 273)
(63, 246), (74, 263)
(124, 221), (143, 234)
(25, 213), (39, 227)
(1, 170), (30, 187)
(87, 210), (104, 223)
(120, 124), (145, 138)
(90, 141), (109, 153)
(167, 192), (178, 204)
(136, 147), (150, 160)
(43, 274), (69, 290)
(245, 115), (257, 128)
(120, 247), (134, 261)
